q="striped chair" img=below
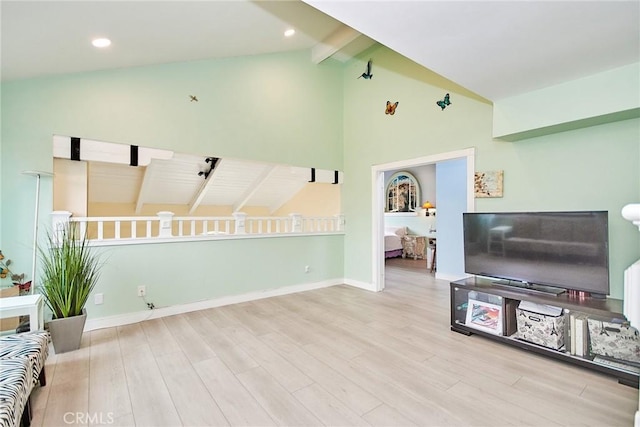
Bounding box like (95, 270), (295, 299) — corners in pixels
(0, 358), (32, 427)
(0, 332), (50, 388)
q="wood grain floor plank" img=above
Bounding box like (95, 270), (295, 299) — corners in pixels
(447, 381), (559, 426)
(40, 334), (91, 426)
(89, 328), (133, 421)
(236, 367), (322, 426)
(512, 376), (634, 426)
(362, 404), (418, 427)
(259, 331), (382, 416)
(120, 342), (182, 426)
(155, 350), (229, 426)
(221, 324), (314, 392)
(41, 377), (89, 427)
(292, 383), (371, 427)
(332, 316), (434, 363)
(193, 357), (276, 427)
(304, 342), (466, 426)
(29, 343), (57, 424)
(140, 317), (181, 356)
(183, 310), (259, 374)
(106, 413), (136, 427)
(217, 303), (277, 337)
(267, 310), (368, 360)
(116, 323), (149, 355)
(580, 380), (639, 411)
(161, 314), (217, 363)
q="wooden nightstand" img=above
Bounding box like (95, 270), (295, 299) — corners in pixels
(402, 235), (426, 260)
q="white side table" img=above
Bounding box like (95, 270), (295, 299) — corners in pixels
(0, 294), (44, 332)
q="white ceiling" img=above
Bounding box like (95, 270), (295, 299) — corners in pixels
(304, 0), (640, 100)
(0, 0), (369, 81)
(2, 0), (638, 101)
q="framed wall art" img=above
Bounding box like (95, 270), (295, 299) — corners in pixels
(386, 171), (420, 213)
(475, 170), (504, 198)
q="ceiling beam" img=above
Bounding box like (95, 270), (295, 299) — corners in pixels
(188, 159), (224, 214)
(53, 135), (173, 165)
(233, 165), (277, 212)
(311, 25), (362, 64)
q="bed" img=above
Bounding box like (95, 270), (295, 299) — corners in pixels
(385, 226), (406, 258)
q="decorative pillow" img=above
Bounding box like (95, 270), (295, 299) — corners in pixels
(385, 226), (407, 237)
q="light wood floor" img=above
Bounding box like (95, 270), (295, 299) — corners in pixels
(30, 258), (638, 426)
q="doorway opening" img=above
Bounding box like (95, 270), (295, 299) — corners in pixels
(371, 148), (475, 292)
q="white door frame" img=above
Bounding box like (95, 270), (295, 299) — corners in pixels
(371, 148), (476, 292)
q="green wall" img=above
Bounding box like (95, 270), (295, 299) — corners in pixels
(1, 50), (345, 319)
(2, 42), (638, 321)
(342, 45), (640, 299)
(341, 46), (493, 284)
(493, 63), (640, 140)
(88, 235), (344, 319)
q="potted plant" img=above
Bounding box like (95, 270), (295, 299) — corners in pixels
(38, 222), (102, 353)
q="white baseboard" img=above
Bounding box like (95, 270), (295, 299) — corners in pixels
(84, 278), (343, 331)
(343, 279), (378, 292)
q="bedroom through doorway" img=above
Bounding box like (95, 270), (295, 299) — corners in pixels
(372, 148), (475, 292)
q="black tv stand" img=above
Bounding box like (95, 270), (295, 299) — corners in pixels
(490, 279), (566, 296)
(450, 276), (639, 388)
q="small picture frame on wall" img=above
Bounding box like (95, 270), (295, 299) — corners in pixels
(385, 171), (420, 213)
(465, 299), (503, 335)
(475, 170), (503, 198)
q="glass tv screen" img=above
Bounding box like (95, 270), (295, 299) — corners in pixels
(463, 211), (609, 295)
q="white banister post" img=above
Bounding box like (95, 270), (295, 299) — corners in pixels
(289, 213), (302, 233)
(621, 203), (640, 427)
(50, 211), (72, 245)
(157, 211), (174, 237)
(622, 204), (640, 231)
(335, 214), (345, 232)
(233, 212), (247, 235)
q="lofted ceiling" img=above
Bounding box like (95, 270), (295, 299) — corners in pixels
(2, 1), (637, 100)
(86, 154), (316, 214)
(303, 0), (640, 100)
(0, 0), (374, 81)
(6, 1), (639, 213)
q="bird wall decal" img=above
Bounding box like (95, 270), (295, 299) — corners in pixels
(436, 93), (451, 110)
(358, 59), (373, 79)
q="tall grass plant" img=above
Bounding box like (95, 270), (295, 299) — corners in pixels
(39, 223), (101, 319)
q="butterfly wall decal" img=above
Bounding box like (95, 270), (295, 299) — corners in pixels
(358, 59), (373, 79)
(436, 93), (451, 110)
(385, 101), (399, 115)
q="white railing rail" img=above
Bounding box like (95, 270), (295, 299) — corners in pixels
(51, 211), (344, 244)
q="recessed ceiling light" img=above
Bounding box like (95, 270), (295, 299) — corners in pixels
(284, 29), (295, 37)
(92, 38), (111, 48)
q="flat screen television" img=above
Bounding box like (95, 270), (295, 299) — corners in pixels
(463, 211), (609, 296)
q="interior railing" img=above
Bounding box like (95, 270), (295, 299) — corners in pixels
(51, 211), (345, 246)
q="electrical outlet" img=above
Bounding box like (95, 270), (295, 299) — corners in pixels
(94, 293), (104, 305)
(137, 286), (146, 297)
(304, 265), (310, 273)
